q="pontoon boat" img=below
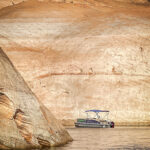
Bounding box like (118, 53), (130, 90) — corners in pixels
(75, 110), (114, 128)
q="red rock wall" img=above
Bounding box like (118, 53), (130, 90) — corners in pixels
(0, 0), (150, 126)
(0, 0), (149, 10)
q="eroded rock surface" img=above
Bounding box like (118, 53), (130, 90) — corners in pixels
(0, 0), (150, 9)
(0, 48), (72, 149)
(0, 0), (150, 126)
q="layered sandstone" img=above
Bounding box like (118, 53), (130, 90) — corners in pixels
(0, 47), (72, 149)
(0, 0), (150, 126)
(0, 0), (150, 9)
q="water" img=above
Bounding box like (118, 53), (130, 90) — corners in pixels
(49, 127), (150, 150)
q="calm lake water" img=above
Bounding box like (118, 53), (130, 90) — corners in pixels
(49, 127), (150, 150)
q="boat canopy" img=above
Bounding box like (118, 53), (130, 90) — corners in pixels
(85, 110), (109, 113)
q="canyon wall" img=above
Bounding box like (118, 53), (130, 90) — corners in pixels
(0, 47), (72, 149)
(0, 0), (150, 126)
(0, 0), (150, 9)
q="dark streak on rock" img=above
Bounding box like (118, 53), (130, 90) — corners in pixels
(13, 109), (24, 119)
(36, 71), (150, 79)
(37, 137), (50, 147)
(0, 93), (14, 108)
(140, 47), (144, 52)
(0, 92), (4, 96)
(13, 109), (33, 144)
(0, 88), (3, 91)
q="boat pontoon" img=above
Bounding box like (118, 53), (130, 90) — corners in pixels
(75, 110), (114, 128)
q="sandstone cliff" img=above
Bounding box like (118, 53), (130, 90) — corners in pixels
(0, 47), (72, 149)
(0, 0), (150, 126)
(0, 0), (150, 10)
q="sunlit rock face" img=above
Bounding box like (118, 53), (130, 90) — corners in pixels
(0, 0), (25, 9)
(0, 0), (150, 9)
(0, 48), (72, 149)
(0, 0), (150, 126)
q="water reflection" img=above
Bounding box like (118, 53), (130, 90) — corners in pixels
(49, 127), (150, 150)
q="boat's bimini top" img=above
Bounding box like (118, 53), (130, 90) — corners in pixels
(85, 110), (109, 113)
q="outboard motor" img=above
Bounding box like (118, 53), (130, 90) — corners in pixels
(110, 122), (115, 128)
